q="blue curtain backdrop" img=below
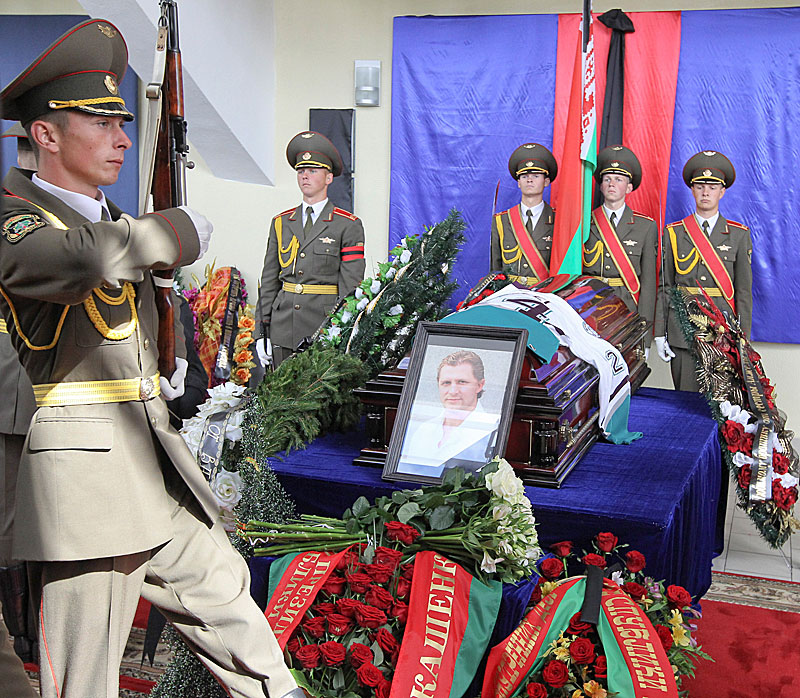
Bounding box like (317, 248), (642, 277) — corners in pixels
(665, 9), (800, 344)
(0, 15), (139, 215)
(390, 14), (557, 303)
(391, 9), (800, 343)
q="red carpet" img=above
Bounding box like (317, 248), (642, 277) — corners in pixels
(682, 599), (799, 697)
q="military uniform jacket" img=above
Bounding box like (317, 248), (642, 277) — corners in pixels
(258, 200), (365, 350)
(0, 168), (220, 561)
(583, 207), (658, 324)
(654, 214), (752, 350)
(0, 332), (35, 436)
(490, 202), (554, 279)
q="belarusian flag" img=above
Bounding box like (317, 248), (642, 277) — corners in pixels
(549, 0), (597, 276)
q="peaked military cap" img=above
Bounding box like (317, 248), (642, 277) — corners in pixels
(508, 142), (558, 182)
(595, 145), (642, 190)
(683, 150), (735, 188)
(1, 18), (133, 125)
(1, 122), (27, 139)
(286, 131), (343, 177)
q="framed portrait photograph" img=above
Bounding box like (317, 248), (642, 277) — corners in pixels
(382, 322), (527, 485)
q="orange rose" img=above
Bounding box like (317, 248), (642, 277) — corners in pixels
(234, 349), (253, 364)
(234, 367), (250, 384)
(239, 316), (255, 330)
(237, 332), (254, 348)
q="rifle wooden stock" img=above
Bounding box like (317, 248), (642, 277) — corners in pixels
(154, 278), (176, 378)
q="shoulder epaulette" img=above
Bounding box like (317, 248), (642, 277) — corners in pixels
(333, 207), (358, 221)
(667, 220), (682, 228)
(273, 207), (296, 220)
(632, 210), (655, 221)
(727, 220), (749, 230)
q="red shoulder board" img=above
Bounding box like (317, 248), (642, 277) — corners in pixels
(727, 220), (749, 230)
(632, 210), (655, 221)
(333, 207), (358, 221)
(273, 207), (296, 220)
(667, 220), (683, 228)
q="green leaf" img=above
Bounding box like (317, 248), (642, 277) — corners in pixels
(443, 467), (464, 489)
(332, 668), (345, 690)
(429, 505), (456, 531)
(371, 640), (385, 667)
(352, 496), (371, 517)
(391, 490), (409, 505)
(363, 543), (375, 565)
(397, 502), (422, 523)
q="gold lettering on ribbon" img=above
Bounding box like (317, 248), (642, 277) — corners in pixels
(605, 594), (670, 692)
(266, 553), (333, 638)
(408, 554), (458, 698)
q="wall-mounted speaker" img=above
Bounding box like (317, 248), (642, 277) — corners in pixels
(354, 60), (381, 107)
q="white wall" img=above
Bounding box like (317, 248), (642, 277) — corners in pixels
(2, 0), (798, 428)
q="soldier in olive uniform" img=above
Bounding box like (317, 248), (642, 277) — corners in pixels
(490, 142), (557, 284)
(0, 19), (299, 698)
(583, 146), (658, 332)
(256, 131), (365, 366)
(654, 151), (753, 391)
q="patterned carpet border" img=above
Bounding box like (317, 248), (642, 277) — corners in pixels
(705, 571), (800, 613)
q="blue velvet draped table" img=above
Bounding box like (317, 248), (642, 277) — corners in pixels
(266, 387), (721, 599)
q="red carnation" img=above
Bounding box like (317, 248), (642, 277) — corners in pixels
(540, 557), (564, 580)
(773, 482), (798, 511)
(322, 573), (346, 596)
(595, 532), (618, 553)
(374, 627), (399, 655)
(549, 540), (573, 557)
(737, 464), (752, 490)
(348, 642), (373, 668)
(355, 604), (388, 630)
(525, 683), (548, 698)
(773, 451), (790, 475)
(541, 659), (569, 688)
(567, 612), (592, 636)
(722, 420), (747, 452)
(655, 624), (673, 653)
(326, 613), (355, 636)
(365, 585), (395, 611)
(394, 577), (412, 600)
(346, 572), (374, 595)
(666, 584), (692, 609)
(594, 655), (607, 679)
(337, 598), (364, 618)
(390, 600), (409, 624)
(374, 546), (404, 570)
(625, 550), (646, 573)
(375, 677), (392, 698)
(365, 562), (395, 585)
(583, 553), (606, 568)
(301, 616), (326, 639)
(319, 640), (346, 667)
(312, 602), (336, 616)
(622, 581), (647, 601)
(356, 662), (384, 688)
(569, 636), (596, 664)
(385, 521), (421, 545)
(294, 644), (321, 669)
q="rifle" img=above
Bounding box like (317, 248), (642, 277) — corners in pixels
(149, 0), (192, 378)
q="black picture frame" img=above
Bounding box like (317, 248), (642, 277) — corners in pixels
(382, 322), (527, 485)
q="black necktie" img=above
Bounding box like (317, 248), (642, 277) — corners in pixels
(525, 209), (533, 235)
(304, 206), (314, 233)
(100, 208), (111, 221)
(702, 220), (710, 236)
(610, 211), (617, 229)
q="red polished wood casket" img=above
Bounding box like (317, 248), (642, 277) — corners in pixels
(353, 276), (651, 487)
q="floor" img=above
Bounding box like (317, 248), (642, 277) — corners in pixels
(712, 468), (800, 583)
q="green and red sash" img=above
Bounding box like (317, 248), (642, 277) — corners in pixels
(679, 215), (735, 313)
(507, 206), (549, 280)
(263, 548), (351, 648)
(391, 551), (502, 698)
(592, 208), (641, 304)
(482, 577), (677, 698)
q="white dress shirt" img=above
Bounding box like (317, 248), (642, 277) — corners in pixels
(32, 173), (111, 223)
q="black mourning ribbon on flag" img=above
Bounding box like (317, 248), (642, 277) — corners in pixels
(580, 561), (624, 625)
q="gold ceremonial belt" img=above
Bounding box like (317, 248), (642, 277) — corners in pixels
(508, 274), (539, 286)
(595, 277), (625, 287)
(33, 373), (161, 408)
(678, 285), (723, 297)
(282, 282), (339, 295)
(0, 319), (7, 333)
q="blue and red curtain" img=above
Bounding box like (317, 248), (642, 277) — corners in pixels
(390, 9), (800, 343)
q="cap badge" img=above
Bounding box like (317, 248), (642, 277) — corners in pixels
(301, 152), (311, 161)
(97, 24), (116, 38)
(610, 161), (620, 168)
(702, 169), (712, 177)
(104, 75), (119, 95)
(611, 146), (623, 151)
(523, 144), (534, 149)
(525, 161), (534, 167)
(703, 150), (716, 156)
(301, 132), (314, 139)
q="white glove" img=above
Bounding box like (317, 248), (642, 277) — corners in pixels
(160, 356), (188, 400)
(178, 206), (213, 258)
(654, 336), (675, 363)
(256, 337), (273, 367)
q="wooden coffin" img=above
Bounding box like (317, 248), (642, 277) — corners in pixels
(354, 276), (650, 487)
